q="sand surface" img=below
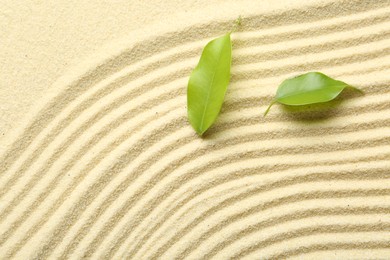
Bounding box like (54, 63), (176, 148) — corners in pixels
(1, 0), (390, 259)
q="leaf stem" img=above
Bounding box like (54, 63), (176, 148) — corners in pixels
(230, 15), (242, 34)
(264, 101), (276, 117)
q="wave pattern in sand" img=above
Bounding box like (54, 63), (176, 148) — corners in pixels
(0, 1), (390, 259)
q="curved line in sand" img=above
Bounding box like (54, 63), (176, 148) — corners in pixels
(1, 57), (389, 237)
(232, 224), (390, 259)
(269, 241), (390, 260)
(1, 14), (389, 229)
(39, 99), (390, 258)
(3, 24), (388, 222)
(2, 0), (386, 179)
(185, 208), (390, 259)
(160, 216), (390, 259)
(2, 16), (389, 194)
(3, 80), (390, 258)
(1, 50), (388, 256)
(130, 172), (390, 259)
(1, 100), (388, 252)
(124, 162), (390, 257)
(83, 129), (390, 258)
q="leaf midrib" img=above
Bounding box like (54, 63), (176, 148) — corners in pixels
(277, 84), (347, 102)
(199, 48), (223, 133)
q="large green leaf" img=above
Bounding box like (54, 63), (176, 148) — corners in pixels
(264, 72), (361, 116)
(187, 33), (232, 135)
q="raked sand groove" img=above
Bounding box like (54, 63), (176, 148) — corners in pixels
(1, 0), (390, 259)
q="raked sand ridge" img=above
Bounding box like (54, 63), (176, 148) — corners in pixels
(0, 0), (390, 259)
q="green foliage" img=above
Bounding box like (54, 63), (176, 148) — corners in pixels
(265, 72), (362, 116)
(187, 33), (232, 135)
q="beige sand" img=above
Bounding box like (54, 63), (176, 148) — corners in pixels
(1, 0), (390, 259)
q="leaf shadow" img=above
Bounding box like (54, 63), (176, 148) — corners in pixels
(201, 88), (363, 138)
(280, 88), (363, 122)
(202, 123), (224, 139)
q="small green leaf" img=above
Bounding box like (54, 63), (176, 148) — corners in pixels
(264, 72), (362, 116)
(187, 33), (232, 135)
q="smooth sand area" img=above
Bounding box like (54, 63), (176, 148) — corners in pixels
(1, 0), (390, 259)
